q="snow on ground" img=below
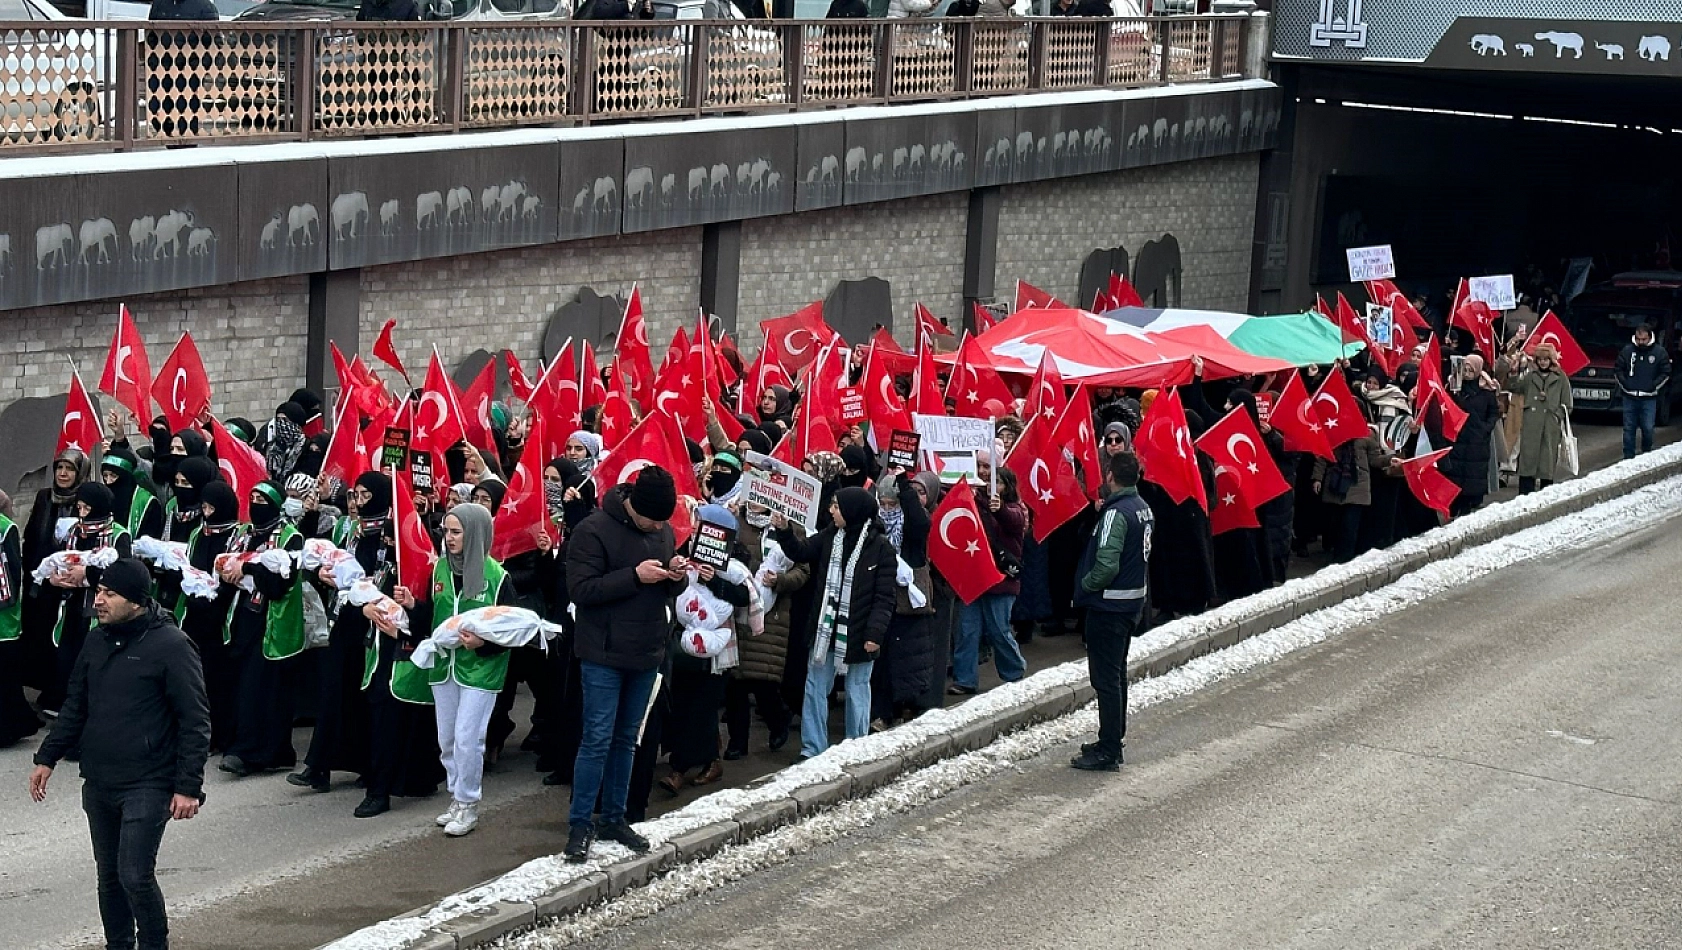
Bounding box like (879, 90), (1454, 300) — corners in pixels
(491, 469), (1682, 949)
(323, 445), (1682, 950)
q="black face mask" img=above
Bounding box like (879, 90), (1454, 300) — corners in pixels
(250, 499), (281, 527)
(708, 470), (741, 497)
(173, 483), (202, 510)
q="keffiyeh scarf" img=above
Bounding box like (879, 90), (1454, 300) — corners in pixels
(812, 524), (871, 675)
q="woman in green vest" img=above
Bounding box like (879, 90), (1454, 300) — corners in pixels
(0, 498), (39, 747)
(181, 480), (242, 752)
(41, 482), (132, 716)
(216, 480), (304, 777)
(99, 448), (164, 540)
(406, 502), (515, 837)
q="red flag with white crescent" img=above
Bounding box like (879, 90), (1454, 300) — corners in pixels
(927, 479), (1007, 605)
(862, 343), (912, 439)
(761, 301), (834, 376)
(1013, 279), (1064, 312)
(581, 340), (608, 410)
(415, 349), (467, 455)
(460, 357), (497, 456)
(1270, 370), (1335, 461)
(1207, 461), (1261, 536)
(944, 333), (1016, 419)
(1415, 334), (1469, 441)
(209, 417), (269, 521)
(599, 357), (635, 451)
(615, 285), (655, 413)
(1309, 370), (1371, 449)
(1023, 350), (1067, 426)
(1523, 310), (1591, 377)
(98, 304), (153, 425)
(491, 409), (548, 561)
(1399, 447), (1460, 517)
(318, 395), (370, 490)
(149, 333), (212, 432)
(1195, 406), (1290, 510)
(393, 468), (437, 597)
(1050, 383), (1101, 498)
(1135, 387), (1207, 511)
(915, 303), (954, 351)
(1005, 417), (1086, 543)
(57, 365), (104, 459)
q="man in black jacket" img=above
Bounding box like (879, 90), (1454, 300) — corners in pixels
(1617, 324), (1671, 460)
(562, 467), (684, 864)
(30, 558), (210, 950)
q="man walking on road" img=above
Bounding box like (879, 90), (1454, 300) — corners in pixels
(1071, 453), (1152, 773)
(29, 557), (210, 950)
(1617, 324), (1670, 460)
(562, 467), (685, 863)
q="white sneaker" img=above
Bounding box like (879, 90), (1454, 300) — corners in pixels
(436, 800), (463, 828)
(444, 803), (479, 837)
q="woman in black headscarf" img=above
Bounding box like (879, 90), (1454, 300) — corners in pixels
(534, 457), (597, 782)
(756, 384), (793, 433)
(868, 465), (936, 729)
(166, 456), (217, 542)
(217, 481), (305, 778)
(183, 480), (242, 751)
(38, 483), (133, 714)
(773, 486), (899, 758)
(265, 402), (310, 480)
(294, 434), (331, 480)
(100, 447), (164, 540)
(20, 448), (91, 697)
(0, 494), (38, 747)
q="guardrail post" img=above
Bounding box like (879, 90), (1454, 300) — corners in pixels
(876, 21), (894, 102)
(1207, 16), (1225, 80)
(1155, 18), (1170, 83)
(1236, 16), (1253, 78)
(1027, 20), (1044, 89)
(782, 23), (804, 108)
(1093, 20), (1110, 87)
(294, 27), (316, 142)
(115, 26), (137, 150)
(442, 26), (466, 130)
(575, 26), (597, 125)
(689, 24), (709, 116)
(953, 20), (973, 97)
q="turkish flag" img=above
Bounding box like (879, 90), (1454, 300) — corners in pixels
(1109, 273), (1145, 309)
(1050, 383), (1101, 498)
(945, 334), (1016, 419)
(711, 391), (745, 444)
(1091, 286), (1113, 313)
(347, 354), (392, 418)
(800, 338), (851, 432)
(737, 348), (795, 419)
(532, 340), (583, 438)
(1208, 461), (1261, 536)
(657, 326), (688, 384)
(915, 302), (954, 350)
(581, 341), (608, 411)
(372, 319), (408, 381)
(594, 411), (701, 499)
(772, 398), (838, 468)
(415, 349), (468, 455)
(1399, 447), (1460, 516)
(928, 479), (1006, 605)
(492, 409), (548, 561)
(1135, 387), (1207, 511)
(615, 285), (655, 414)
(650, 337), (708, 445)
(1334, 292), (1390, 376)
(99, 304), (153, 425)
(599, 357), (635, 451)
(150, 333), (212, 432)
(361, 403), (397, 477)
(460, 357), (497, 456)
(1196, 406), (1290, 509)
(392, 468), (437, 597)
(867, 327), (918, 375)
(330, 342), (359, 423)
(1452, 299), (1498, 365)
(504, 351), (536, 404)
(762, 301), (834, 376)
(1450, 277), (1471, 320)
(1366, 279), (1428, 330)
(58, 367), (104, 458)
(1014, 279), (1065, 312)
(1006, 419), (1087, 543)
(913, 337), (944, 417)
(1023, 351), (1067, 426)
(1524, 310), (1591, 377)
(862, 344), (912, 440)
(1415, 334), (1468, 441)
(970, 301), (998, 335)
(1309, 370), (1370, 449)
(210, 417), (269, 522)
(1271, 371), (1335, 460)
(319, 396), (370, 490)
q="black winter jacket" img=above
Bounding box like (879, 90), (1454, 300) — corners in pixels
(565, 485), (680, 671)
(775, 523), (898, 664)
(1616, 340), (1672, 398)
(35, 607), (210, 799)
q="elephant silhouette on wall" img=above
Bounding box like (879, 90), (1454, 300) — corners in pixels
(824, 277), (893, 345)
(1078, 246), (1133, 312)
(0, 392), (82, 518)
(542, 286), (627, 365)
(1132, 234), (1183, 309)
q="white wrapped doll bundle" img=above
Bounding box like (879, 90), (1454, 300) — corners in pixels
(412, 606), (561, 670)
(133, 537), (189, 571)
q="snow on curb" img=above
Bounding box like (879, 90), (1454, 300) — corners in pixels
(319, 444), (1682, 950)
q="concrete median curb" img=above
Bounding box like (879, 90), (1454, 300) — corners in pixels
(321, 448), (1682, 950)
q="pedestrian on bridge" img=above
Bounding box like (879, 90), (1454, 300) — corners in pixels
(1616, 324), (1670, 460)
(1071, 452), (1151, 773)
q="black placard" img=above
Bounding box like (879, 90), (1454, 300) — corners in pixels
(887, 430), (921, 470)
(382, 427), (410, 472)
(691, 521), (735, 571)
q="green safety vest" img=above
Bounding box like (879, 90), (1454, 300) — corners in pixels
(425, 557), (510, 693)
(257, 524), (307, 661)
(126, 488), (156, 538)
(332, 516), (357, 549)
(359, 556), (435, 706)
(51, 522), (130, 647)
(0, 516), (19, 643)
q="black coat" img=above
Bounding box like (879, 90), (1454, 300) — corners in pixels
(35, 608), (211, 799)
(826, 0), (868, 16)
(775, 524), (898, 664)
(357, 0), (419, 18)
(565, 485), (680, 672)
(149, 0), (219, 18)
(1443, 383), (1500, 495)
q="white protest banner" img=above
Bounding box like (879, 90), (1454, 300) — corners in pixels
(1468, 275), (1516, 311)
(740, 455), (823, 532)
(1345, 245), (1395, 282)
(913, 413), (995, 473)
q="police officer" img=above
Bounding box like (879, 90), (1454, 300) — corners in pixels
(1617, 323), (1671, 460)
(1070, 452), (1152, 773)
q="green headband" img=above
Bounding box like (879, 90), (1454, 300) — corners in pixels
(227, 421), (253, 443)
(102, 456), (136, 476)
(713, 452), (742, 470)
(254, 483), (285, 509)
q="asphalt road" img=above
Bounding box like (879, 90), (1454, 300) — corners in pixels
(567, 467), (1682, 950)
(3, 419), (1674, 950)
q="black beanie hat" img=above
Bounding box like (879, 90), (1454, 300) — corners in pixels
(201, 481), (240, 524)
(834, 486), (878, 529)
(77, 482), (114, 519)
(628, 466), (677, 522)
(99, 557), (153, 606)
(288, 388), (324, 418)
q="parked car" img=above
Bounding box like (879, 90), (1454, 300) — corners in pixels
(0, 0), (109, 145)
(1566, 271), (1682, 424)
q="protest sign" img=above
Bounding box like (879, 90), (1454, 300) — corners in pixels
(1469, 275), (1516, 311)
(382, 427), (410, 472)
(1254, 392), (1274, 425)
(741, 467), (823, 533)
(914, 413), (994, 472)
(887, 430), (921, 470)
(1345, 245), (1395, 282)
(838, 386), (867, 426)
(691, 521), (735, 571)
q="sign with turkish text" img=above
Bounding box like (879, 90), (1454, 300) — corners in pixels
(838, 386), (867, 426)
(1346, 244), (1395, 282)
(1254, 392), (1275, 425)
(410, 449), (433, 492)
(741, 467), (822, 533)
(1468, 275), (1516, 311)
(381, 427), (410, 472)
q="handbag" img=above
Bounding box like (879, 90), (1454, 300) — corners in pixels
(1558, 412), (1580, 476)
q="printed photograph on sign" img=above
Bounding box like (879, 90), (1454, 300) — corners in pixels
(1345, 244), (1396, 282)
(1366, 303), (1394, 347)
(887, 430), (921, 470)
(691, 521), (735, 571)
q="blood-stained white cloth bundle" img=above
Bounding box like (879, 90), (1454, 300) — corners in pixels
(132, 537), (190, 572)
(180, 566), (222, 601)
(753, 538), (795, 615)
(343, 579), (407, 633)
(213, 549), (295, 594)
(411, 606), (561, 671)
(31, 547), (119, 586)
(298, 538), (353, 572)
(54, 517), (76, 545)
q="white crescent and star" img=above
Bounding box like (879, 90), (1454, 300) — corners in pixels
(937, 506), (983, 557)
(114, 345), (135, 385)
(416, 391), (448, 442)
(1028, 458), (1053, 504)
(171, 368), (188, 412)
(1226, 432), (1261, 475)
(783, 329), (812, 357)
(1313, 391), (1341, 429)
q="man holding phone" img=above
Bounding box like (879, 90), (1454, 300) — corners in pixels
(29, 557), (210, 950)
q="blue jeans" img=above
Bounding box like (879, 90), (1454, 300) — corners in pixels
(569, 661), (658, 829)
(954, 594), (1027, 690)
(1623, 396), (1657, 459)
(801, 651), (874, 758)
